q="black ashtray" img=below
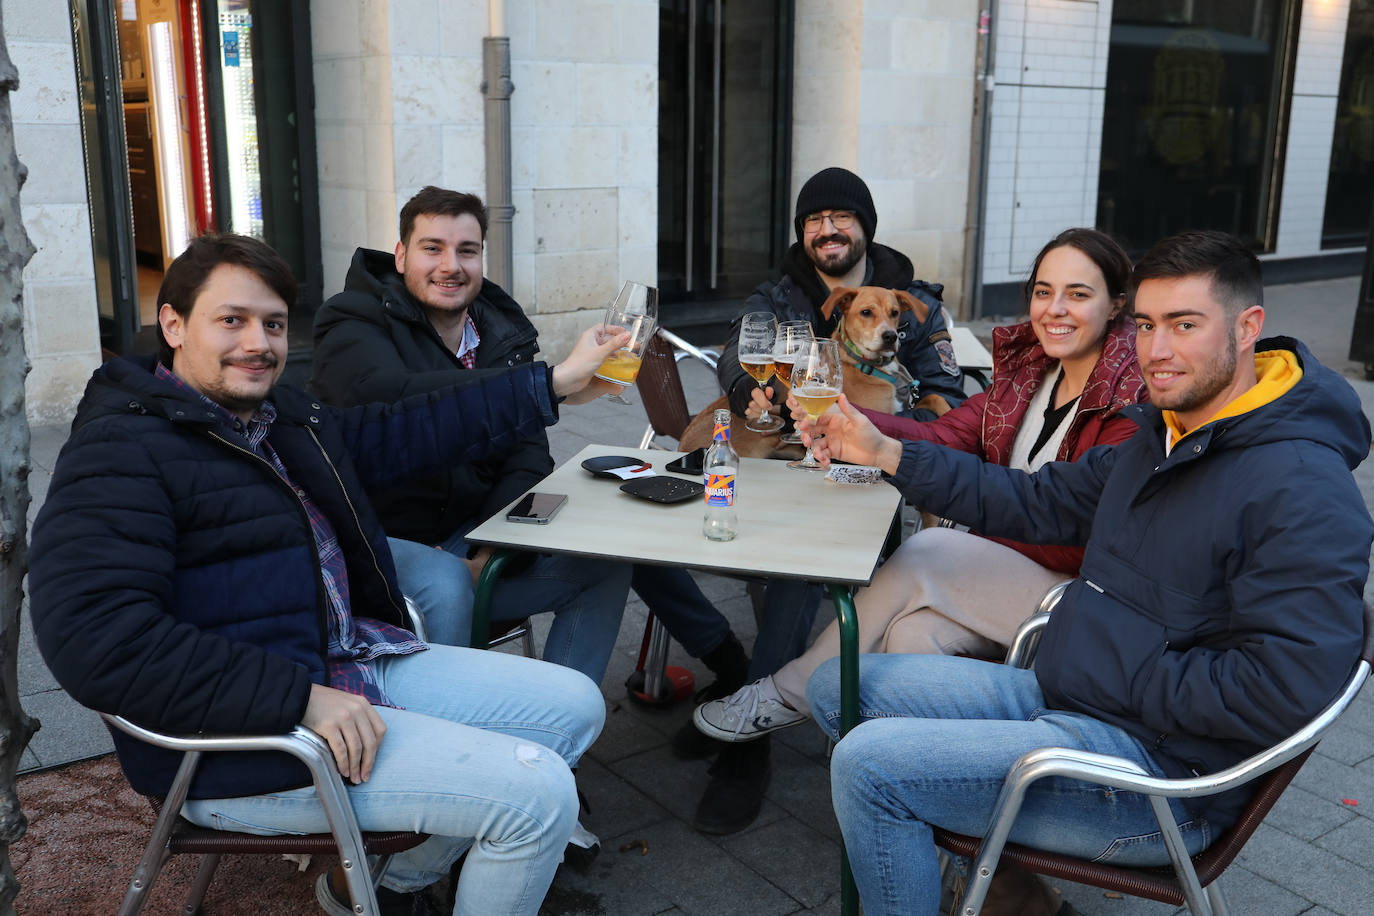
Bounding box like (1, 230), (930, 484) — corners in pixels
(581, 455), (653, 479)
(619, 476), (704, 504)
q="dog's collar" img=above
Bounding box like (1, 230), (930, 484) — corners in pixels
(837, 328), (918, 407)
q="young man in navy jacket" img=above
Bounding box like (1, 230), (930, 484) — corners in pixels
(798, 230), (1372, 916)
(29, 234), (627, 915)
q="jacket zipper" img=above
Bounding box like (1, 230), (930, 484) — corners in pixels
(305, 427), (407, 623)
(207, 431), (334, 670)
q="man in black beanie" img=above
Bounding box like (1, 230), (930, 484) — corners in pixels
(641, 167), (968, 838)
(720, 165), (966, 423)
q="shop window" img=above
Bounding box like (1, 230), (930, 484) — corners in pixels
(1323, 0), (1374, 249)
(1098, 0), (1299, 253)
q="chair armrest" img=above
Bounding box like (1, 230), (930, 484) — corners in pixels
(1003, 581), (1070, 669)
(102, 714), (379, 913)
(658, 327), (719, 372)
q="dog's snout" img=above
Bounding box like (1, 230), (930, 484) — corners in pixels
(880, 329), (898, 346)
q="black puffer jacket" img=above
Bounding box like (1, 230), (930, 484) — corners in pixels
(889, 338), (1373, 826)
(311, 247), (551, 543)
(29, 355), (557, 799)
(720, 242), (967, 421)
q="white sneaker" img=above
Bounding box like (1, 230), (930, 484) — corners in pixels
(692, 676), (807, 742)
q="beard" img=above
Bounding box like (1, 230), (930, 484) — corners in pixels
(1152, 329), (1238, 415)
(809, 232), (867, 277)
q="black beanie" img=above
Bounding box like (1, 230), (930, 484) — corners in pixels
(793, 167), (877, 242)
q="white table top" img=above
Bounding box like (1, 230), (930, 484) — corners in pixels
(467, 445), (903, 587)
(950, 326), (993, 370)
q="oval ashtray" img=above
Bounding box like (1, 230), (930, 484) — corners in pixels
(581, 455), (653, 480)
(619, 476), (704, 504)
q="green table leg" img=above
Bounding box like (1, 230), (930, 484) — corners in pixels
(827, 582), (860, 916)
(471, 549), (518, 649)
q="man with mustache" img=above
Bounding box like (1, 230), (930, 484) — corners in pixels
(29, 233), (624, 914)
(641, 166), (969, 836)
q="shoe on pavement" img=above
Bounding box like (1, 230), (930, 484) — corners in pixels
(693, 676), (807, 742)
(670, 675), (742, 759)
(315, 869), (440, 916)
(692, 737), (771, 835)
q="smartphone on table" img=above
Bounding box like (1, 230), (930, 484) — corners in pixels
(506, 492), (568, 524)
(665, 447), (706, 476)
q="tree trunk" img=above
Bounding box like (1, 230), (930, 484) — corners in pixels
(0, 7), (41, 914)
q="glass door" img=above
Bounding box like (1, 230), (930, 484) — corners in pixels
(658, 0), (793, 325)
(1096, 0), (1301, 254)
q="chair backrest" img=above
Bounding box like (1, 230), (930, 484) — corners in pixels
(637, 331), (694, 443)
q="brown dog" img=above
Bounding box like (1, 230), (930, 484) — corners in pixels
(680, 286), (952, 458)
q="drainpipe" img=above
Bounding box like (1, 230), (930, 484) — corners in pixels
(963, 2), (997, 319)
(483, 0), (515, 291)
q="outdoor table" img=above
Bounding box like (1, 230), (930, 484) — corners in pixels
(466, 444), (901, 916)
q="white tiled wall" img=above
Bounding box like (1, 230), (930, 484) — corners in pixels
(1275, 0), (1351, 258)
(7, 0), (104, 425)
(982, 0), (1111, 289)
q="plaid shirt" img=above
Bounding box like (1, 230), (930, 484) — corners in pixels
(455, 313), (481, 368)
(155, 365), (426, 707)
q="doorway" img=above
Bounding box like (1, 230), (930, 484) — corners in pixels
(658, 0), (794, 332)
(72, 0), (321, 359)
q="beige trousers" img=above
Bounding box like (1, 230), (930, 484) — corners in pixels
(772, 526), (1072, 715)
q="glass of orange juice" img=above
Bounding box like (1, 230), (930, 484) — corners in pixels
(594, 281), (658, 403)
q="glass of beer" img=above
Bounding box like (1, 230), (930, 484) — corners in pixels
(594, 281), (658, 404)
(788, 338), (843, 470)
(774, 320), (813, 444)
(739, 312), (784, 433)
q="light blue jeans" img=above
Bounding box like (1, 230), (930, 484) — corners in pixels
(807, 654), (1218, 916)
(182, 646), (605, 915)
(387, 533), (631, 685)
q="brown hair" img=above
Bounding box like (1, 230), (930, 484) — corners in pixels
(156, 234), (296, 366)
(398, 186), (488, 245)
(1132, 229), (1263, 317)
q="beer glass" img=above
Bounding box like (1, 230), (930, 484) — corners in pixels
(787, 338), (843, 470)
(774, 320), (813, 445)
(594, 281), (658, 404)
(738, 312), (783, 433)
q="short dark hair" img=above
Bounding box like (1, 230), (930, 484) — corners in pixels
(1023, 227), (1132, 310)
(1132, 229), (1263, 316)
(399, 186), (488, 246)
(156, 234), (297, 366)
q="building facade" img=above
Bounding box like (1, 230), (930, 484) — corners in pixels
(11, 0), (1370, 424)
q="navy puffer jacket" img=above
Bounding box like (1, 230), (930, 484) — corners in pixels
(887, 338), (1373, 826)
(29, 355), (557, 799)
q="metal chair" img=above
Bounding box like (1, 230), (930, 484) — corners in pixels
(103, 715), (426, 916)
(935, 594), (1374, 916)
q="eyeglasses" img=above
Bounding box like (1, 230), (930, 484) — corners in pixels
(802, 210), (856, 232)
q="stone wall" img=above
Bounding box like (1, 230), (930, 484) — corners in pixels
(7, 0), (103, 426)
(791, 0), (980, 312)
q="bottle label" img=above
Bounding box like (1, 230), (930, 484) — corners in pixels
(705, 473), (735, 507)
(713, 417), (730, 442)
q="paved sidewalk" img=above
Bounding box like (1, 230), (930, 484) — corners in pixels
(16, 276), (1374, 915)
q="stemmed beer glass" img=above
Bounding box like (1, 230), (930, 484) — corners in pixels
(594, 281), (658, 404)
(774, 320), (813, 445)
(787, 338), (843, 471)
(738, 312), (784, 433)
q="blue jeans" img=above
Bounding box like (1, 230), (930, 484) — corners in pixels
(182, 646), (604, 915)
(388, 533), (630, 685)
(634, 566), (821, 678)
(806, 654), (1217, 916)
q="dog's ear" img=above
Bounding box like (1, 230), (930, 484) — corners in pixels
(892, 290), (930, 324)
(821, 287), (860, 321)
